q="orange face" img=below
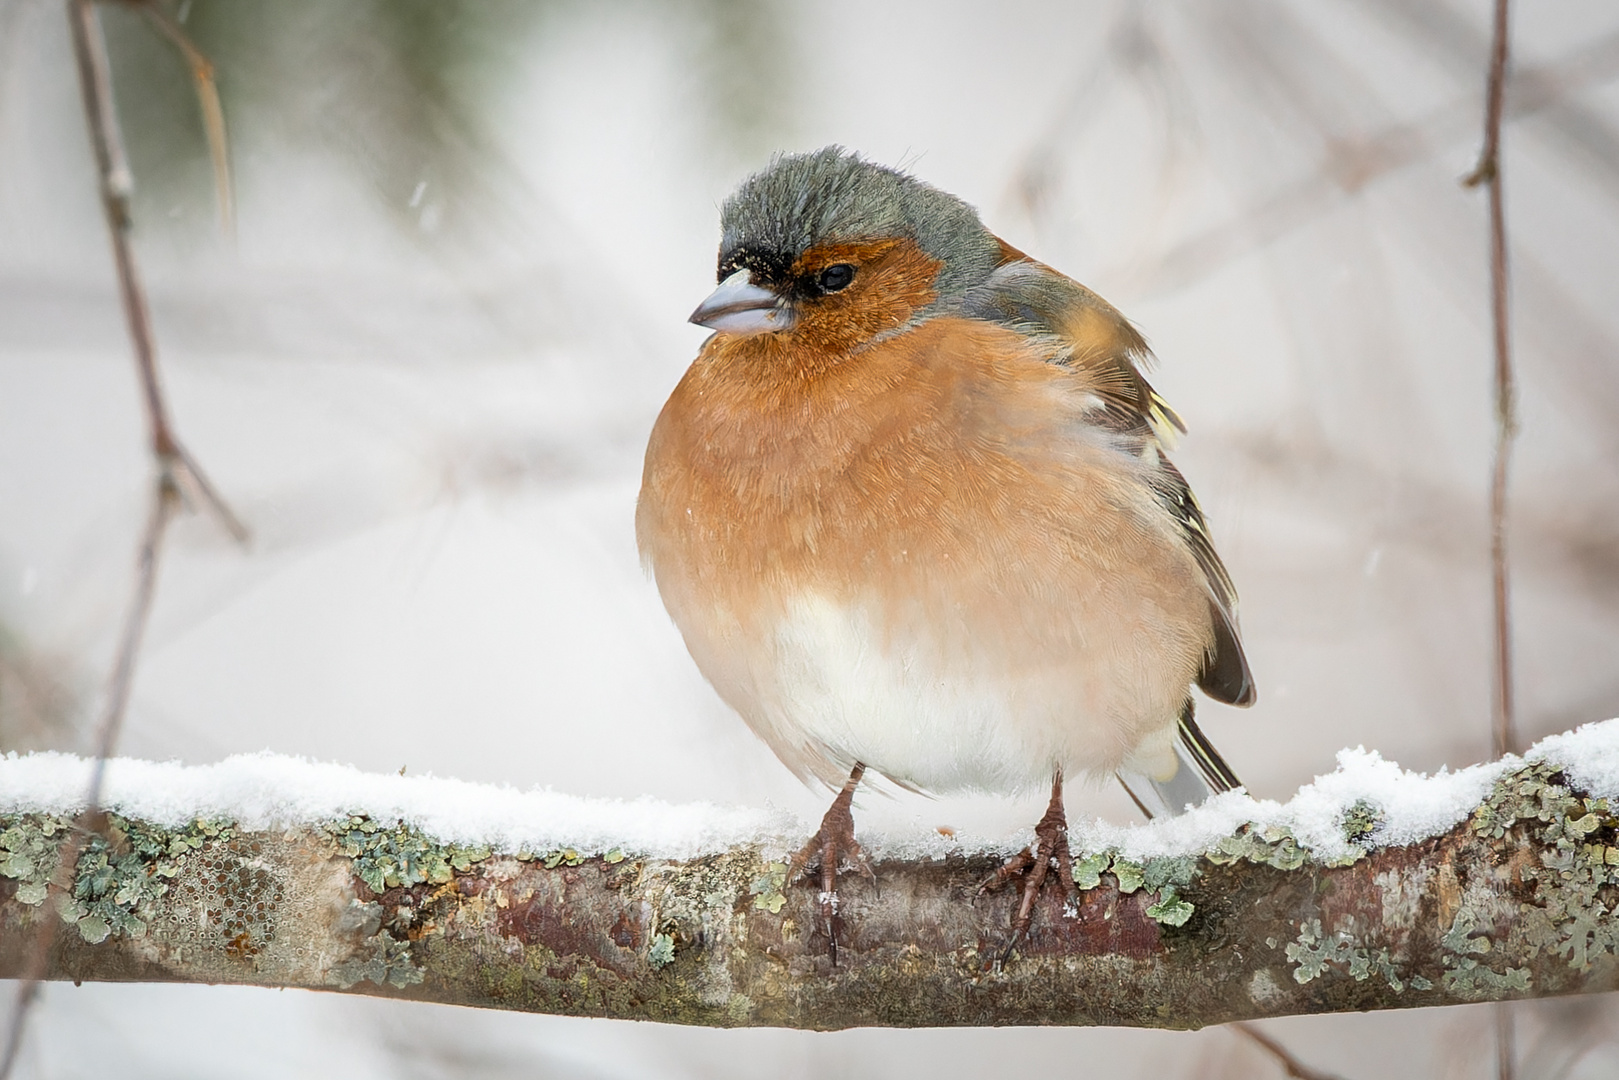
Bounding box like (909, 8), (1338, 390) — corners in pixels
(772, 238), (944, 359)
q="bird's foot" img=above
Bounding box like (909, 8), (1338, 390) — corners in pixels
(788, 764), (873, 966)
(978, 777), (1075, 961)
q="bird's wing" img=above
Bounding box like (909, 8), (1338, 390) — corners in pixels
(960, 252), (1256, 708)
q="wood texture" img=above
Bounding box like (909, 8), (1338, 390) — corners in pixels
(3, 758), (1617, 1029)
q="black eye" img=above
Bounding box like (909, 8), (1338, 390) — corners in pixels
(817, 264), (855, 293)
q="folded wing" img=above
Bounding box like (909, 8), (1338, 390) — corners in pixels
(960, 253), (1257, 713)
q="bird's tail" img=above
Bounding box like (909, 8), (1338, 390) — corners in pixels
(1115, 700), (1240, 819)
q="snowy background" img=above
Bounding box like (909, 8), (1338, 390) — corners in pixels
(2, 0), (1618, 1076)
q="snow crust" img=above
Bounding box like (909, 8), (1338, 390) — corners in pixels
(0, 751), (792, 862)
(2, 719), (1616, 863)
(1537, 720), (1619, 801)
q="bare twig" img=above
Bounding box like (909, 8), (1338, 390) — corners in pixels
(1233, 1023), (1349, 1080)
(67, 0), (247, 541)
(0, 2), (247, 1074)
(134, 0), (233, 233)
(1370, 0), (1619, 203)
(1126, 29), (1619, 298)
(0, 478), (176, 1080)
(86, 478), (179, 777)
(1463, 0), (1517, 764)
(1462, 3), (1518, 1079)
(1494, 1001), (1516, 1080)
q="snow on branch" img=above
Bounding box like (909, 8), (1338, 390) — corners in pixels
(3, 722), (1619, 1029)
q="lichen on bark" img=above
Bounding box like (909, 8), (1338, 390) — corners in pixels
(2, 758), (1617, 1029)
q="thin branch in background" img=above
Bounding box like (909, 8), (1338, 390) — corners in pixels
(135, 0), (233, 234)
(1515, 998), (1609, 1080)
(0, 1), (246, 1075)
(1369, 0), (1619, 203)
(71, 0), (247, 540)
(1494, 1002), (1517, 1080)
(1232, 1023), (1350, 1080)
(83, 478), (179, 790)
(1007, 12), (1123, 222)
(1464, 0), (1518, 785)
(1123, 29), (1619, 299)
(1462, 3), (1517, 1080)
(0, 479), (176, 1080)
(1007, 10), (1205, 272)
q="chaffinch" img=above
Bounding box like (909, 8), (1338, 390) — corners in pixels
(637, 147), (1255, 958)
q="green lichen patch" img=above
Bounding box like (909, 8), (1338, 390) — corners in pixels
(541, 848), (586, 869)
(1276, 761), (1619, 996)
(1140, 855), (1198, 926)
(1285, 916), (1427, 991)
(1341, 799), (1385, 848)
(1144, 891), (1194, 927)
(1109, 857), (1145, 894)
(67, 815), (237, 944)
(1205, 824), (1315, 871)
(648, 932), (676, 969)
(323, 815), (493, 894)
(1068, 850), (1199, 925)
(0, 812), (239, 945)
(1439, 906), (1529, 996)
(1071, 851), (1109, 891)
(1287, 918), (1342, 984)
(0, 813), (70, 906)
(1142, 855), (1197, 892)
(1470, 761), (1592, 840)
(1471, 762), (1619, 976)
(333, 928), (427, 989)
(748, 861), (788, 914)
(1442, 954), (1529, 996)
(318, 816), (501, 989)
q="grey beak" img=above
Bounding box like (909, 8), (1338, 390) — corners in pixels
(689, 269), (795, 335)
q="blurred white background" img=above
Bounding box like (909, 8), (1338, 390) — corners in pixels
(2, 0), (1618, 1076)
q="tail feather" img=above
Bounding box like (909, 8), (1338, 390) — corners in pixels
(1115, 700), (1241, 819)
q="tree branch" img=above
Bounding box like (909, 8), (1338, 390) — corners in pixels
(66, 0), (246, 542)
(1466, 0), (1518, 763)
(0, 6), (249, 1074)
(3, 735), (1618, 1029)
(1465, 4), (1520, 1076)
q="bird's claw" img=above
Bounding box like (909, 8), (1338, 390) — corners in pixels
(979, 790), (1076, 960)
(790, 773), (872, 965)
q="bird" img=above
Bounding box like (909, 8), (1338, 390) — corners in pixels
(636, 147), (1255, 960)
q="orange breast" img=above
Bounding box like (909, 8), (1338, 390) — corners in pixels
(637, 317), (1213, 791)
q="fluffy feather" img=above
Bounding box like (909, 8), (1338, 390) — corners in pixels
(640, 148), (1254, 803)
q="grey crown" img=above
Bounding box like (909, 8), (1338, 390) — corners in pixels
(719, 147), (1003, 312)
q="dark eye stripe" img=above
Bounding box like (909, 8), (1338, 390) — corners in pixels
(718, 248), (792, 288)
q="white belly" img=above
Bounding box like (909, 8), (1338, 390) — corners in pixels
(742, 592), (1157, 794)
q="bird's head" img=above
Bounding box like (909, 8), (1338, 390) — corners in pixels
(690, 147), (1002, 354)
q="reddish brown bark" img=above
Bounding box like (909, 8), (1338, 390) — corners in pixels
(2, 761), (1615, 1029)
